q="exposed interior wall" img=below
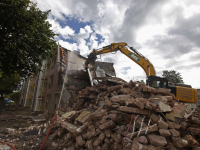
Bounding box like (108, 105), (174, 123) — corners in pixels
(19, 79), (28, 106)
(24, 75), (36, 107)
(20, 75), (36, 107)
(44, 53), (63, 114)
(33, 60), (51, 112)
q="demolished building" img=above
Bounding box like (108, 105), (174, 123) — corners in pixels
(19, 45), (116, 114)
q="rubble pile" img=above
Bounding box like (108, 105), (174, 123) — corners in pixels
(52, 80), (200, 150)
(0, 79), (200, 150)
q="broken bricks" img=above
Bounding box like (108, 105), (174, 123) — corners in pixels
(1, 80), (199, 150)
(52, 81), (199, 149)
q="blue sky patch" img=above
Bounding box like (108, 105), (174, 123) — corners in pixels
(59, 16), (93, 34)
(65, 38), (76, 44)
(57, 16), (96, 47)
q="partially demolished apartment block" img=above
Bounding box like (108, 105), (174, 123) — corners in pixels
(19, 45), (116, 114)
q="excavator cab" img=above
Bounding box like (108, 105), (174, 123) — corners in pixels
(146, 76), (168, 88)
(147, 76), (198, 103)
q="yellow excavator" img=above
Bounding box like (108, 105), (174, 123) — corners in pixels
(85, 42), (198, 103)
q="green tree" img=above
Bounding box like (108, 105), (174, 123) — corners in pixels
(0, 0), (57, 77)
(0, 72), (21, 109)
(0, 73), (21, 98)
(162, 70), (184, 83)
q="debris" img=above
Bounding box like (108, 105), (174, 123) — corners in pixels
(0, 114), (17, 121)
(158, 120), (169, 129)
(147, 134), (167, 147)
(32, 114), (46, 122)
(0, 80), (199, 150)
(172, 137), (188, 148)
(76, 135), (85, 146)
(62, 111), (76, 119)
(169, 129), (180, 137)
(0, 144), (12, 150)
(159, 129), (171, 137)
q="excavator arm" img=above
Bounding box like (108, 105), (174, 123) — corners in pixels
(85, 42), (156, 77)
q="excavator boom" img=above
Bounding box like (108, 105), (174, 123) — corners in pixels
(86, 42), (156, 77)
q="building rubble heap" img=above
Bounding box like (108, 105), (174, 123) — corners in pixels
(0, 79), (200, 150)
(49, 79), (200, 150)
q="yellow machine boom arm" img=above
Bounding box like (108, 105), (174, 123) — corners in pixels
(89, 42), (156, 77)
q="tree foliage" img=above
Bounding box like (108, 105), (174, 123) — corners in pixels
(0, 73), (21, 97)
(162, 70), (184, 83)
(0, 0), (57, 77)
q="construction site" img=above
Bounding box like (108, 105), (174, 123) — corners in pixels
(0, 43), (200, 150)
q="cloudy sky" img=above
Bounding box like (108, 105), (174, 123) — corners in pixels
(32, 0), (200, 88)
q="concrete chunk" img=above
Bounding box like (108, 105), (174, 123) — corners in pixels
(156, 88), (171, 95)
(150, 113), (160, 123)
(180, 121), (187, 130)
(125, 99), (136, 106)
(145, 101), (157, 110)
(166, 103), (187, 121)
(76, 135), (85, 146)
(61, 111), (75, 119)
(118, 106), (150, 115)
(159, 129), (171, 137)
(156, 101), (172, 112)
(158, 120), (168, 129)
(107, 85), (123, 92)
(147, 134), (167, 147)
(76, 111), (91, 124)
(169, 129), (180, 137)
(132, 136), (148, 144)
(111, 133), (122, 143)
(61, 121), (78, 134)
(135, 98), (146, 109)
(91, 107), (107, 119)
(132, 143), (156, 150)
(142, 86), (156, 93)
(85, 140), (93, 150)
(167, 121), (181, 129)
(183, 135), (199, 146)
(119, 88), (132, 94)
(172, 137), (188, 148)
(99, 132), (105, 141)
(93, 139), (101, 148)
(111, 95), (130, 102)
(32, 114), (46, 122)
(83, 130), (96, 139)
(99, 120), (116, 130)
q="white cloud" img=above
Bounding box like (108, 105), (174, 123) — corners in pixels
(33, 0), (200, 88)
(74, 25), (93, 41)
(77, 39), (89, 57)
(48, 19), (74, 39)
(58, 40), (78, 50)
